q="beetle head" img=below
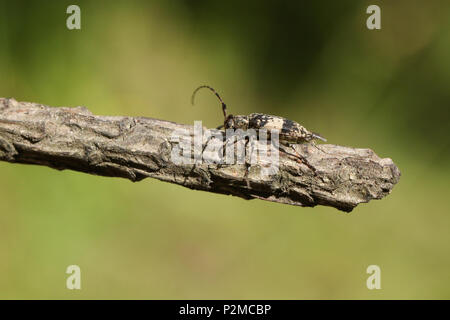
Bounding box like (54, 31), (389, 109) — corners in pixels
(224, 114), (235, 129)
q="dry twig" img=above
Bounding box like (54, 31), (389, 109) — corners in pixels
(0, 98), (400, 212)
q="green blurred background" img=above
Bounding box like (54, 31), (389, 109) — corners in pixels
(0, 0), (449, 299)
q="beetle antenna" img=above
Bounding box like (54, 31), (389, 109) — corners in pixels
(191, 85), (227, 120)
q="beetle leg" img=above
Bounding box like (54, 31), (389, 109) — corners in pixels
(279, 144), (317, 174)
(243, 137), (252, 187)
(182, 132), (223, 186)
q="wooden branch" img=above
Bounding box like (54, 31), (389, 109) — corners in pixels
(0, 97), (400, 212)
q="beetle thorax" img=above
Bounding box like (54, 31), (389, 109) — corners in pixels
(225, 115), (249, 130)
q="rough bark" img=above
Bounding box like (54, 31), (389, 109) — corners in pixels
(0, 97), (400, 212)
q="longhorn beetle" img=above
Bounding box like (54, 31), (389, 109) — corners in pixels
(191, 85), (327, 177)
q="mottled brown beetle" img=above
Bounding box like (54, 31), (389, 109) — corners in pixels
(191, 85), (327, 174)
(192, 85), (326, 143)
